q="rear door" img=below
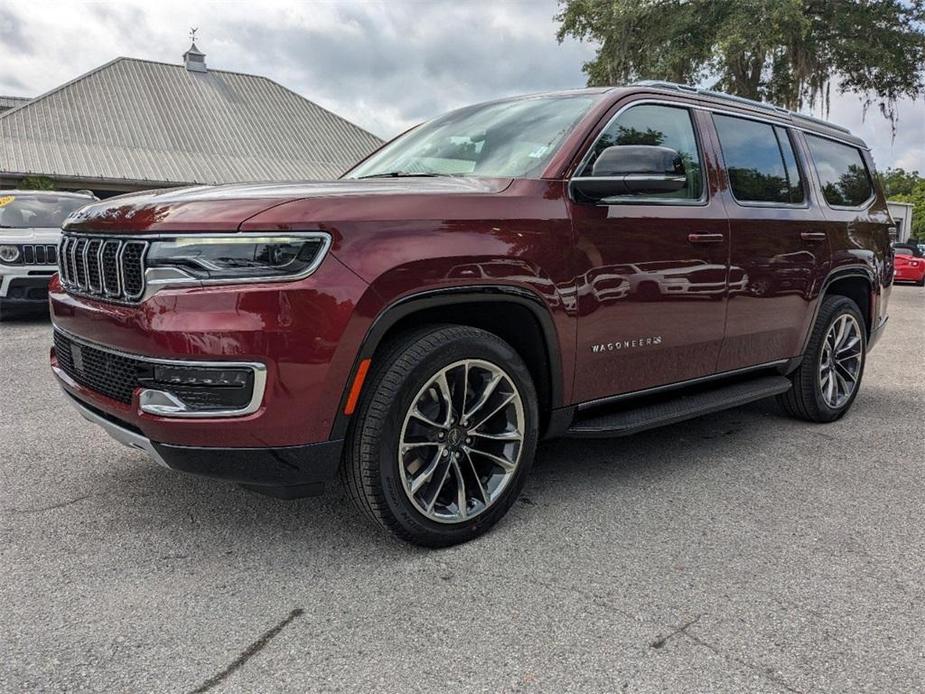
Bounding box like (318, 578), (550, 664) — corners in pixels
(709, 113), (832, 372)
(802, 134), (892, 330)
(569, 102), (731, 403)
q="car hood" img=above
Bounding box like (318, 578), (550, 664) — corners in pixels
(63, 178), (513, 234)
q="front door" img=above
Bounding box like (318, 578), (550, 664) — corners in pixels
(569, 103), (730, 404)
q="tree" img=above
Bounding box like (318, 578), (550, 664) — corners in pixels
(874, 168), (925, 240)
(20, 175), (55, 191)
(891, 183), (925, 241)
(556, 0), (925, 128)
(879, 167), (922, 197)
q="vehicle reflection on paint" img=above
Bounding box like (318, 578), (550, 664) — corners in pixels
(577, 260), (747, 306)
(741, 250), (818, 298)
(446, 258), (561, 304)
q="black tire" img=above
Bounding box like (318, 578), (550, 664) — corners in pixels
(778, 295), (867, 423)
(917, 276), (925, 287)
(342, 324), (539, 547)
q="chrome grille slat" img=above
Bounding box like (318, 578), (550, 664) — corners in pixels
(101, 240), (122, 296)
(59, 233), (149, 304)
(58, 238), (70, 282)
(69, 238), (80, 289)
(86, 240), (103, 292)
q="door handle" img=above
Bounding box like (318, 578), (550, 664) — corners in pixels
(801, 232), (827, 242)
(688, 233), (725, 244)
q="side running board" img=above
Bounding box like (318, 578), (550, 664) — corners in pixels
(565, 375), (792, 439)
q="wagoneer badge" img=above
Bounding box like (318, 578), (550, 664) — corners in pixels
(591, 336), (663, 353)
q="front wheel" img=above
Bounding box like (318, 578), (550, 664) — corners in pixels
(342, 325), (538, 547)
(778, 295), (866, 423)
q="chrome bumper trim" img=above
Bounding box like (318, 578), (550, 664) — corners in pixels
(61, 389), (169, 468)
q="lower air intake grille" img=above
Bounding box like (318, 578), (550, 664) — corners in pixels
(53, 330), (140, 404)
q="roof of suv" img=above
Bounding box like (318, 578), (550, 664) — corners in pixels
(510, 83), (866, 150)
(625, 81), (868, 149)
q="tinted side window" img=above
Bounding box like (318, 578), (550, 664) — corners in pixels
(713, 114), (804, 204)
(581, 104), (703, 201)
(805, 135), (873, 207)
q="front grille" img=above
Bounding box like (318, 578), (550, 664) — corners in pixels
(59, 234), (149, 303)
(54, 330), (141, 404)
(1, 244), (58, 266)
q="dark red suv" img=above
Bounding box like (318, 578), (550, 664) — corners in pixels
(50, 83), (892, 546)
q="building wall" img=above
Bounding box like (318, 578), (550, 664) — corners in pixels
(887, 202), (914, 243)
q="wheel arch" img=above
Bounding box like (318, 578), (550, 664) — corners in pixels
(823, 269), (875, 335)
(799, 268), (875, 358)
(331, 285), (565, 439)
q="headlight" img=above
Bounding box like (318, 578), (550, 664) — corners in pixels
(0, 245), (20, 264)
(146, 234), (331, 282)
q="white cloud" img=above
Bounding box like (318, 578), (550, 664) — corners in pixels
(0, 0), (921, 172)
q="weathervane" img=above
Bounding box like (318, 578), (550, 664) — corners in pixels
(189, 27), (198, 43)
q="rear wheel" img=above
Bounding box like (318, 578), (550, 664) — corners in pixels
(778, 295), (866, 423)
(342, 325), (538, 547)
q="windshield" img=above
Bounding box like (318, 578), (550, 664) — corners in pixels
(895, 248), (913, 256)
(0, 194), (90, 229)
(345, 94), (598, 180)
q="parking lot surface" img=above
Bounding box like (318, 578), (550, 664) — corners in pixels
(1, 286), (923, 693)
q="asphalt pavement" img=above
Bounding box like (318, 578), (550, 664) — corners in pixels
(1, 286), (923, 693)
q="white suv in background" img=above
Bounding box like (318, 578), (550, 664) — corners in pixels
(0, 190), (97, 319)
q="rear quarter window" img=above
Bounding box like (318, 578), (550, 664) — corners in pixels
(805, 135), (874, 208)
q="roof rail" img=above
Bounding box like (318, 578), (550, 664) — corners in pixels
(632, 80), (851, 135)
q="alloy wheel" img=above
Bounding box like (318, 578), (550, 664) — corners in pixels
(398, 359), (525, 524)
(818, 314), (863, 409)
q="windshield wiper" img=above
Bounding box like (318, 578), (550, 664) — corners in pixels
(356, 171), (447, 179)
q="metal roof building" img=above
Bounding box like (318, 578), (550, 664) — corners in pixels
(0, 96), (30, 113)
(0, 44), (383, 195)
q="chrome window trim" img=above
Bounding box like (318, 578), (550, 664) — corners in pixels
(571, 100), (710, 207)
(53, 325), (268, 419)
(622, 91), (870, 150)
(571, 96), (872, 211)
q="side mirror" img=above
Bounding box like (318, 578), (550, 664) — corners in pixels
(573, 145), (687, 202)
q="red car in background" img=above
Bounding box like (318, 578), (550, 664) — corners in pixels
(894, 247), (925, 286)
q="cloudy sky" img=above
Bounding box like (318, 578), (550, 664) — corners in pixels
(1, 0), (923, 173)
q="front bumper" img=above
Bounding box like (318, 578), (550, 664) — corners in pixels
(48, 255), (372, 449)
(894, 269), (924, 282)
(0, 272), (55, 304)
(63, 389), (343, 496)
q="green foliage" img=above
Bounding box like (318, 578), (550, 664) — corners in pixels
(612, 126), (664, 146)
(20, 175), (55, 191)
(879, 167), (922, 197)
(877, 168), (925, 240)
(891, 186), (925, 241)
(556, 0), (925, 127)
